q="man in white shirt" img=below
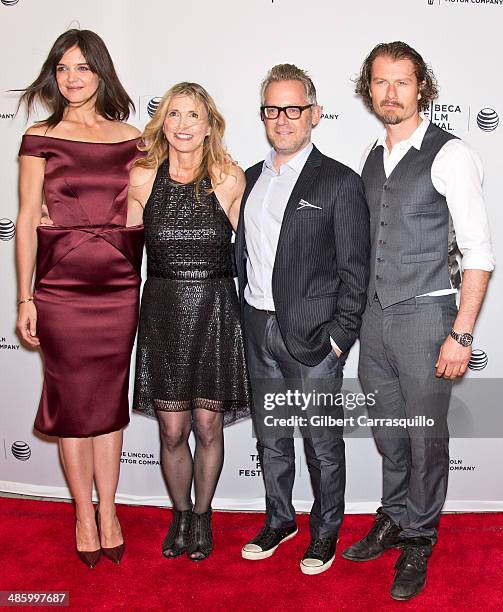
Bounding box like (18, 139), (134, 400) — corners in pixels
(342, 41), (494, 601)
(235, 64), (370, 574)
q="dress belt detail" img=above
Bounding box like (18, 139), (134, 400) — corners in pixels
(148, 269), (234, 281)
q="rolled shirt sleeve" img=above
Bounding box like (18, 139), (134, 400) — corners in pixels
(432, 139), (495, 272)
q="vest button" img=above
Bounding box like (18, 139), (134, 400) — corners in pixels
(380, 221), (387, 226)
(377, 257), (384, 262)
(375, 275), (381, 280)
(383, 203), (389, 208)
(378, 240), (386, 245)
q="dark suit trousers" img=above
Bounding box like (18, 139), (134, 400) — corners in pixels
(244, 303), (346, 539)
(358, 294), (457, 543)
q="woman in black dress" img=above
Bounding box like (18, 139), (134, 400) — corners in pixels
(128, 82), (250, 560)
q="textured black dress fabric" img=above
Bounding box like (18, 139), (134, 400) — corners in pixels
(133, 161), (251, 426)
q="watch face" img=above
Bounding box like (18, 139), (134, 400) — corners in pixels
(460, 333), (473, 347)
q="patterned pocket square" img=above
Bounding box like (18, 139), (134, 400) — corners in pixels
(297, 199), (322, 211)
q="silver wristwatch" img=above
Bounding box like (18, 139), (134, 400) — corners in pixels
(450, 329), (473, 347)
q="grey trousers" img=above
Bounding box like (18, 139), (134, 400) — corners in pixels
(358, 294), (457, 543)
(244, 303), (346, 539)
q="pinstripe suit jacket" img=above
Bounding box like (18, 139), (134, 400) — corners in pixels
(235, 145), (370, 367)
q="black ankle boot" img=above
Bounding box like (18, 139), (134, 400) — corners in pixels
(187, 509), (213, 561)
(342, 507), (402, 561)
(391, 537), (432, 601)
(162, 507), (193, 558)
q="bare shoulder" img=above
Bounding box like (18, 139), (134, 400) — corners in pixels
(129, 164), (156, 188)
(214, 162), (245, 195)
(118, 122), (142, 140)
(24, 123), (49, 136)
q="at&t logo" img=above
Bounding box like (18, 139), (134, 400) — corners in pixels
(11, 441), (31, 461)
(147, 97), (162, 118)
(0, 218), (15, 241)
(468, 349), (488, 371)
(476, 108), (499, 132)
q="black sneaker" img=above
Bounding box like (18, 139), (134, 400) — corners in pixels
(390, 537), (432, 601)
(342, 507), (402, 561)
(241, 524), (298, 560)
(300, 537), (337, 575)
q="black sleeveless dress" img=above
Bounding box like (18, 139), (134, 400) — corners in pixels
(133, 161), (251, 426)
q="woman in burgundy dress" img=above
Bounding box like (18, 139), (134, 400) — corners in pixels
(16, 29), (142, 568)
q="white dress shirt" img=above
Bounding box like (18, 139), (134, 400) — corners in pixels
(244, 143), (313, 310)
(244, 143), (342, 353)
(361, 118), (495, 297)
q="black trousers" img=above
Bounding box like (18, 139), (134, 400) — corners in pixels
(244, 303), (346, 539)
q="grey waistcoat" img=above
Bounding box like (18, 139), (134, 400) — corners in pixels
(362, 122), (459, 308)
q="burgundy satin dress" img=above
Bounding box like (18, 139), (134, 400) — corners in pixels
(19, 135), (144, 437)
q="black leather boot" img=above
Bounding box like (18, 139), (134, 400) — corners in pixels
(187, 509), (213, 561)
(162, 507), (193, 558)
(391, 537), (432, 601)
(342, 507), (402, 561)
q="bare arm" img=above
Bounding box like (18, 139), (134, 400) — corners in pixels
(126, 165), (156, 226)
(214, 164), (245, 231)
(435, 269), (491, 379)
(16, 155), (45, 347)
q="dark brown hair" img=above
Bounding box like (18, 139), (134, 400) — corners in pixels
(17, 29), (134, 126)
(355, 41), (438, 113)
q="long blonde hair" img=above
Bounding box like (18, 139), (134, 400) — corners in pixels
(136, 82), (231, 195)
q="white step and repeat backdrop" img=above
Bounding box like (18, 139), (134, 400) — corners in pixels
(1, 0), (502, 512)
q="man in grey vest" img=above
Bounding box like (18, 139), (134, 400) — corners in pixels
(342, 42), (494, 601)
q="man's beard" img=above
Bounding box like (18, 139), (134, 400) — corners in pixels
(381, 111), (403, 125)
(376, 100), (404, 125)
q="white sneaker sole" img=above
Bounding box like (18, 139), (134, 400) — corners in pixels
(241, 529), (298, 560)
(300, 552), (335, 575)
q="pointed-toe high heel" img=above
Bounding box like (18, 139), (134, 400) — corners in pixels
(95, 506), (125, 565)
(76, 548), (102, 569)
(76, 516), (101, 568)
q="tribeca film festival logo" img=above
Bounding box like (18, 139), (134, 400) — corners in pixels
(468, 349), (489, 371)
(1, 0), (20, 6)
(11, 441), (31, 461)
(239, 454), (262, 478)
(476, 108), (499, 131)
(424, 102), (464, 133)
(0, 218), (16, 241)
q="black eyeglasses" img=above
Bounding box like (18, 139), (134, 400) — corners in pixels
(260, 104), (313, 120)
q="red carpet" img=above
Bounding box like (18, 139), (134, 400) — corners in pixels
(0, 498), (502, 610)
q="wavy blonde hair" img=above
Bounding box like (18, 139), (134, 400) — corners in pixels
(136, 82), (231, 196)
